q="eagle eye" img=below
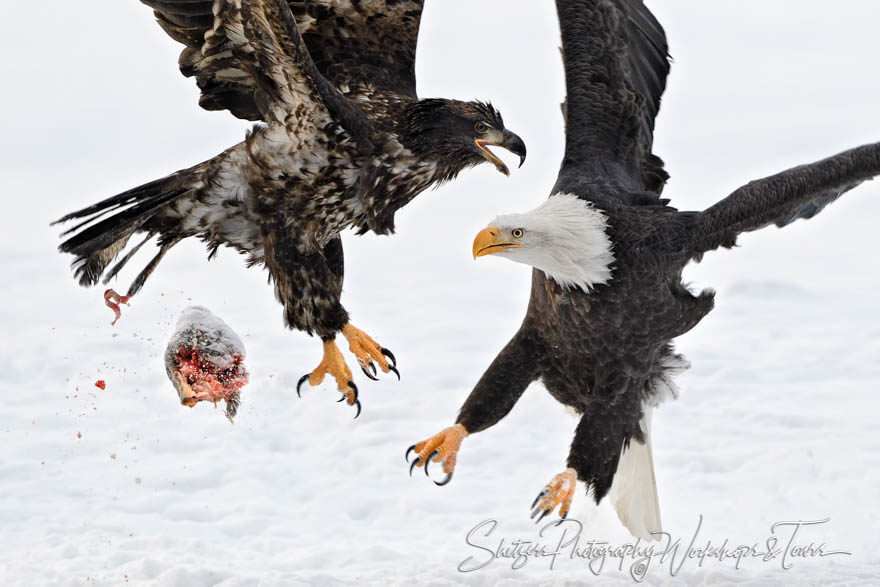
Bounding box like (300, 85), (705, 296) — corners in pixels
(512, 228), (525, 239)
(475, 122), (490, 134)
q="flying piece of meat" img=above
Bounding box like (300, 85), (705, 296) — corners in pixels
(164, 306), (248, 421)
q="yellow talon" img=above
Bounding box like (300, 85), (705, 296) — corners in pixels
(342, 323), (390, 373)
(409, 424), (468, 477)
(531, 468), (577, 522)
(309, 340), (353, 390)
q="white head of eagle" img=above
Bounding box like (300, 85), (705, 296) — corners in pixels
(472, 192), (615, 292)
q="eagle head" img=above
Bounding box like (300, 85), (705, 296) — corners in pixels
(404, 99), (526, 176)
(472, 193), (615, 292)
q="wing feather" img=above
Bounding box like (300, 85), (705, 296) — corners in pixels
(554, 0), (670, 195)
(235, 0), (330, 125)
(692, 142), (880, 253)
(236, 0), (375, 144)
(289, 1), (423, 126)
(141, 0), (423, 123)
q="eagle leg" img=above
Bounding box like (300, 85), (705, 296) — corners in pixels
(341, 323), (400, 381)
(406, 424), (468, 486)
(530, 468), (577, 525)
(296, 339), (361, 418)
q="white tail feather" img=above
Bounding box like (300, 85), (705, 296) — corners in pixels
(608, 409), (662, 541)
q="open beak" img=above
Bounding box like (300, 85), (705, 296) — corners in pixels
(475, 130), (527, 176)
(473, 226), (521, 258)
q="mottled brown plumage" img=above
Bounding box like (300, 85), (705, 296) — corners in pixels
(54, 0), (526, 410)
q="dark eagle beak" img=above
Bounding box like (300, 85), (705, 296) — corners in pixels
(475, 130), (527, 176)
(473, 226), (521, 258)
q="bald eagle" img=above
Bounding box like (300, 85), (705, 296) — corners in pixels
(53, 0), (526, 416)
(407, 0), (880, 539)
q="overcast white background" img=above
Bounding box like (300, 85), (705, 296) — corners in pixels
(1, 1), (879, 585)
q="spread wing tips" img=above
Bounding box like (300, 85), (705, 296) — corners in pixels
(774, 180), (863, 228)
(694, 141), (880, 253)
(624, 1), (670, 123)
(555, 0), (671, 192)
(625, 0), (667, 54)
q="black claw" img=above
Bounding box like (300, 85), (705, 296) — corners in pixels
(338, 381), (359, 406)
(381, 347), (397, 368)
(405, 445), (415, 463)
(296, 374), (309, 397)
(353, 399), (362, 419)
(361, 364), (379, 381)
(409, 457), (421, 477)
(387, 364), (401, 381)
(531, 488), (549, 510)
(535, 508), (551, 525)
(434, 471), (453, 486)
(554, 511), (569, 526)
(424, 450), (439, 477)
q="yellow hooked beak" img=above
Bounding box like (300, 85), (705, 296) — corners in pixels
(472, 226), (521, 259)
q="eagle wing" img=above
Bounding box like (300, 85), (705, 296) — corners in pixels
(553, 0), (670, 196)
(289, 1), (424, 127)
(143, 0), (423, 124)
(692, 142), (880, 254)
(233, 0), (374, 144)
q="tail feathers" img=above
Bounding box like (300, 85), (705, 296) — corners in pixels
(608, 410), (662, 541)
(55, 170), (197, 289)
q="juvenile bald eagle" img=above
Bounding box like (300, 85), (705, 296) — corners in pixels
(53, 0), (526, 416)
(407, 0), (880, 538)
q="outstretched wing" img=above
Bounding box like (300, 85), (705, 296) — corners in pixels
(554, 0), (670, 196)
(142, 1), (251, 119)
(692, 142), (880, 254)
(290, 1), (424, 127)
(142, 0), (423, 123)
(234, 0), (373, 144)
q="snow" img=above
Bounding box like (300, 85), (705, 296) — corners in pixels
(1, 1), (879, 585)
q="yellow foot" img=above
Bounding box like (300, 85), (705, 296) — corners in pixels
(531, 468), (577, 524)
(341, 323), (399, 381)
(406, 424), (468, 486)
(296, 339), (361, 418)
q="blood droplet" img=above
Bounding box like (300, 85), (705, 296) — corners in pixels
(95, 380), (106, 390)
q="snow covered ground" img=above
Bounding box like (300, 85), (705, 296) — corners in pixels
(2, 1), (879, 585)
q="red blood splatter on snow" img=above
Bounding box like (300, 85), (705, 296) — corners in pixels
(95, 380), (106, 390)
(76, 432), (82, 439)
